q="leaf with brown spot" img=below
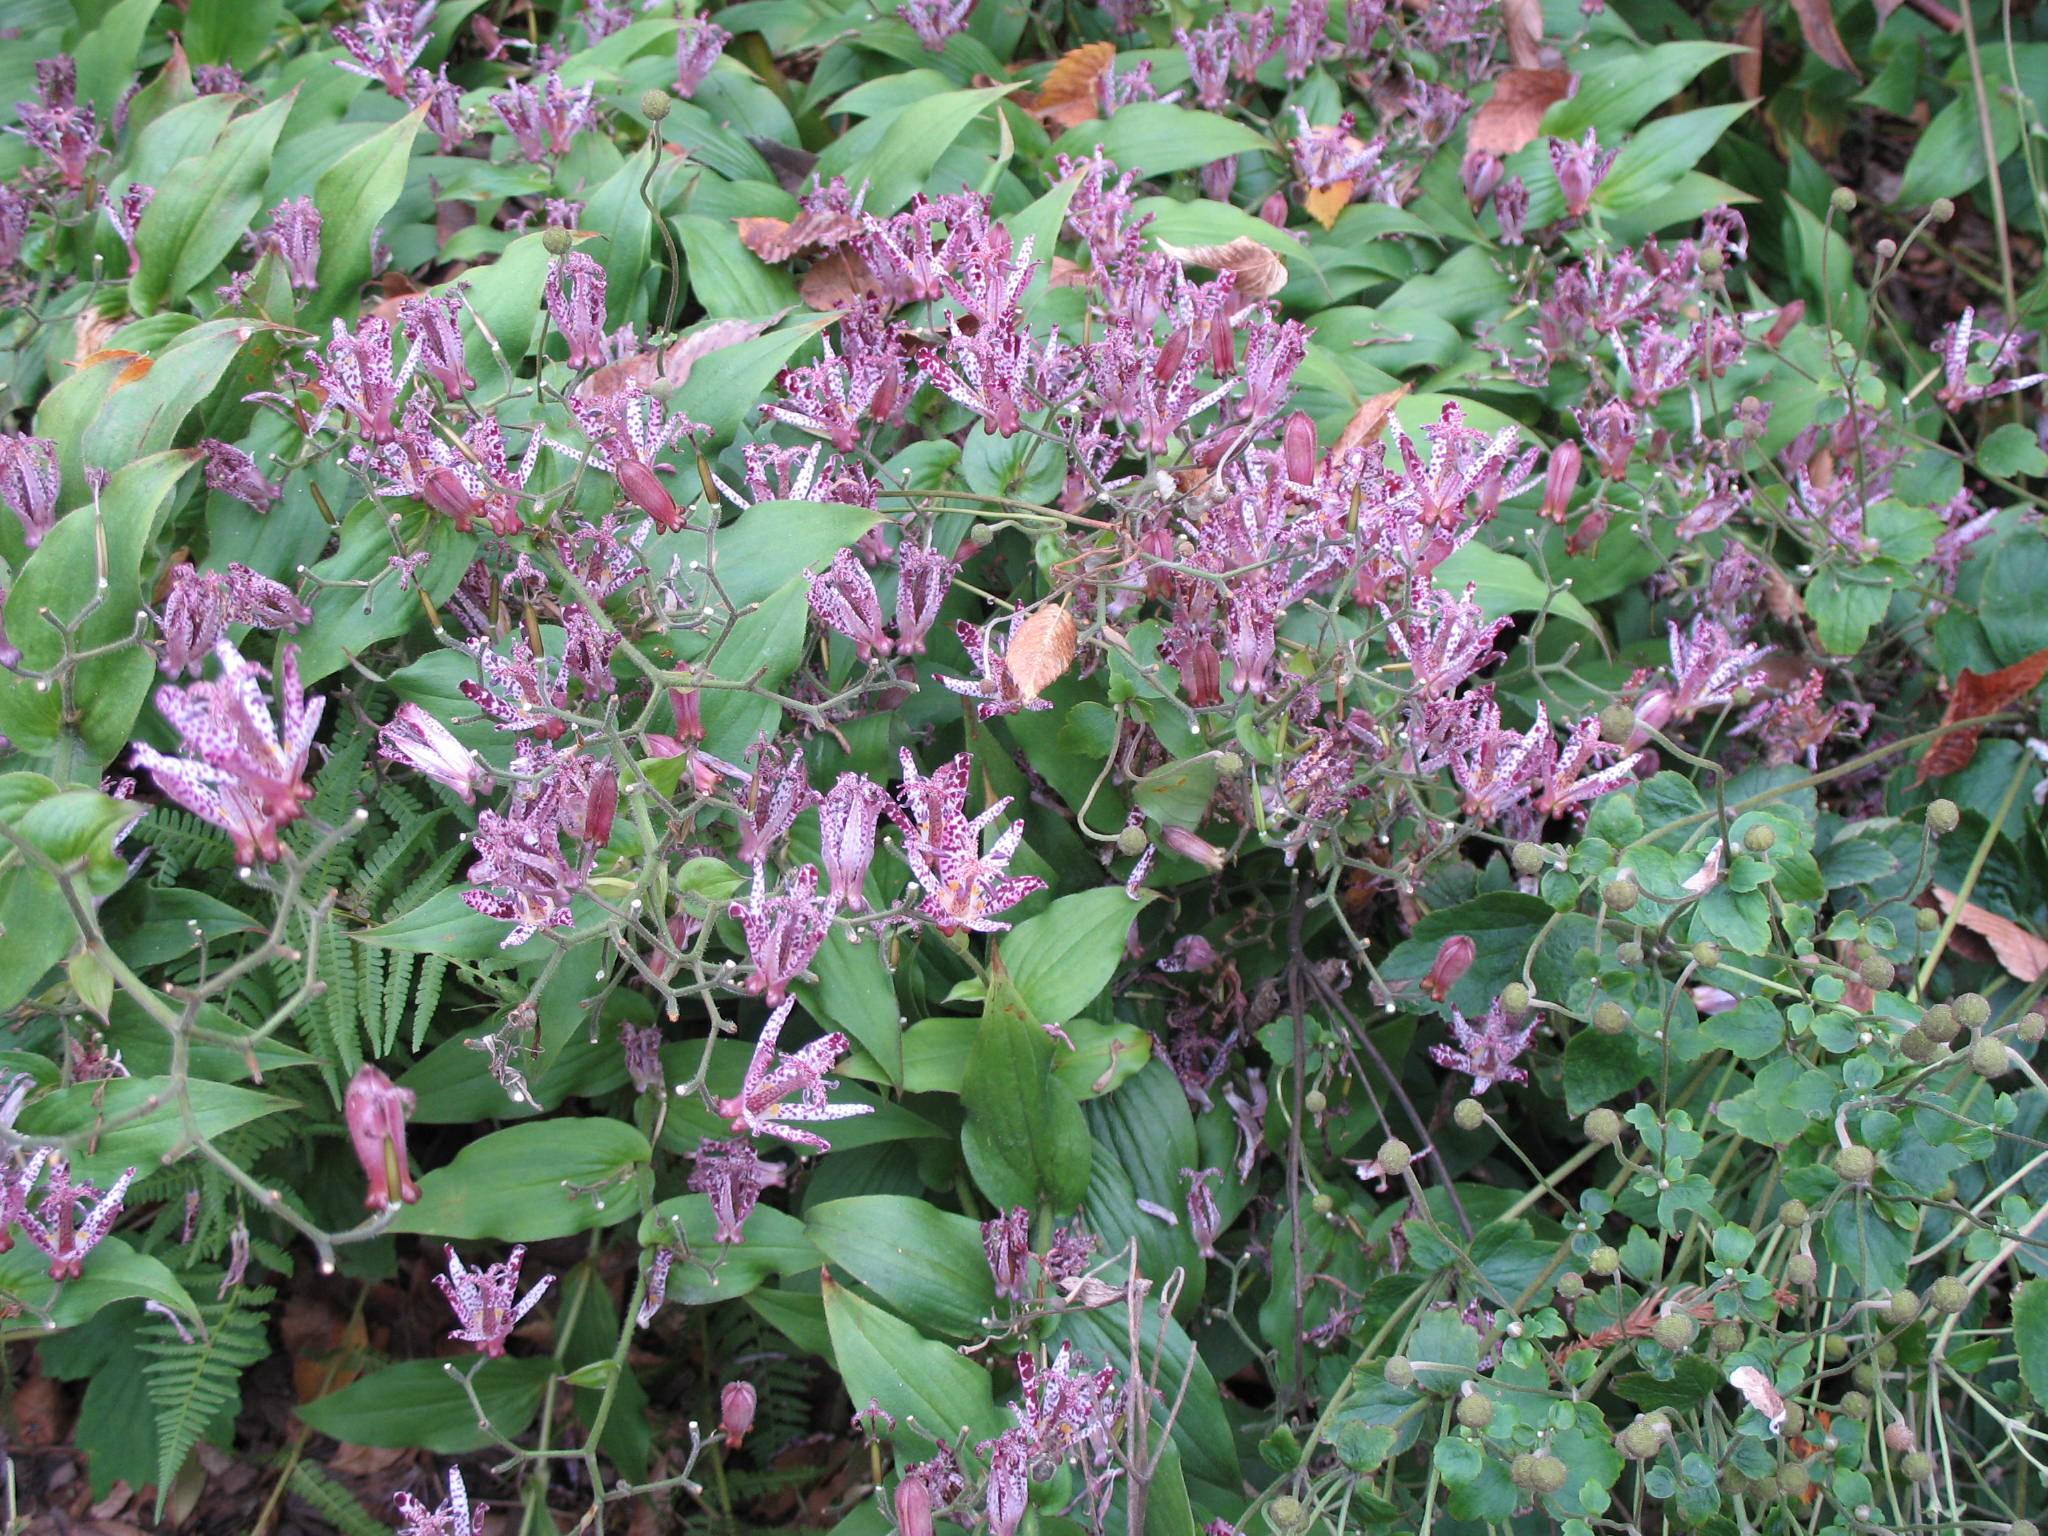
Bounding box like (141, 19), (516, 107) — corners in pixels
(1502, 0), (1546, 68)
(1790, 0), (1862, 80)
(1335, 383), (1412, 453)
(1733, 8), (1764, 100)
(1467, 68), (1577, 157)
(1029, 41), (1116, 129)
(1156, 235), (1288, 299)
(1931, 887), (2048, 982)
(1914, 645), (2048, 784)
(1005, 605), (1078, 702)
(1302, 181), (1352, 232)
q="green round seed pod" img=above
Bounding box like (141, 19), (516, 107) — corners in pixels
(2008, 1521), (2040, 1536)
(1879, 1288), (1922, 1328)
(1615, 941), (1644, 967)
(1830, 186), (1858, 213)
(1526, 1455), (1568, 1495)
(1969, 1037), (2010, 1078)
(1604, 878), (1641, 912)
(1621, 1419), (1667, 1459)
(1501, 982), (1532, 1016)
(1822, 1334), (1850, 1363)
(1691, 941), (1722, 970)
(1933, 1178), (1958, 1202)
(1898, 1027), (1939, 1063)
(1779, 1199), (1810, 1228)
(1650, 1314), (1697, 1352)
(1598, 703), (1638, 745)
(1589, 1245), (1621, 1276)
(1310, 1193), (1335, 1216)
(1267, 1495), (1303, 1531)
(1778, 1465), (1812, 1500)
(1555, 1272), (1586, 1301)
(1833, 1145), (1878, 1184)
(1116, 824), (1151, 857)
(1926, 798), (1960, 834)
(1383, 1355), (1415, 1388)
(1742, 824), (1777, 854)
(1303, 1089), (1327, 1114)
(541, 226), (575, 256)
(1928, 1276), (1970, 1315)
(1931, 197), (1956, 221)
(1851, 1363), (1880, 1393)
(1511, 842), (1548, 876)
(1710, 1321), (1744, 1353)
(1954, 992), (1991, 1029)
(1875, 1342), (1898, 1368)
(640, 88), (673, 121)
(1216, 751), (1244, 775)
(1860, 955), (1896, 990)
(1838, 1390), (1872, 1420)
(1899, 1452), (1934, 1483)
(968, 522), (998, 546)
(1592, 1002), (1629, 1035)
(1454, 1393), (1495, 1429)
(1917, 906), (1942, 932)
(1376, 1138), (1413, 1177)
(2019, 1012), (2046, 1044)
(1788, 1254), (1819, 1286)
(1698, 245), (1725, 275)
(1920, 1004), (1960, 1044)
(1584, 1108), (1623, 1145)
(1453, 1098), (1486, 1132)
(1779, 1403), (1805, 1437)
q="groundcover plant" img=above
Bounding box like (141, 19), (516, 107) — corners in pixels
(2, 0), (2048, 1532)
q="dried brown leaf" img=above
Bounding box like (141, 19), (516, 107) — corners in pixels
(737, 202), (863, 265)
(1029, 41), (1116, 128)
(1155, 235), (1288, 300)
(736, 216), (799, 262)
(1914, 645), (2048, 784)
(1502, 0), (1546, 69)
(1931, 886), (2048, 982)
(1467, 67), (1577, 157)
(1047, 255), (1094, 289)
(1734, 8), (1764, 100)
(1005, 605), (1078, 701)
(1790, 0), (1862, 80)
(1302, 181), (1353, 232)
(1335, 382), (1412, 452)
(800, 249), (885, 311)
(578, 318), (770, 399)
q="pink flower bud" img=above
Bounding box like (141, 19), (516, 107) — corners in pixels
(1541, 441), (1581, 524)
(581, 769), (618, 847)
(344, 1064), (420, 1212)
(1259, 191), (1289, 228)
(615, 458), (683, 531)
(1282, 410), (1318, 484)
(895, 1474), (934, 1536)
(720, 1380), (757, 1447)
(1461, 151), (1502, 209)
(1764, 299), (1804, 349)
(1423, 934), (1475, 1003)
(1180, 639), (1222, 708)
(1161, 825), (1228, 872)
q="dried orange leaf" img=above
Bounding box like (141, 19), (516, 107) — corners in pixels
(1302, 181), (1352, 232)
(1502, 0), (1546, 69)
(579, 319), (770, 399)
(1931, 887), (2048, 983)
(1790, 0), (1861, 79)
(1914, 645), (2048, 784)
(736, 216), (799, 262)
(1005, 605), (1078, 702)
(1335, 382), (1412, 452)
(1467, 68), (1577, 157)
(1734, 8), (1764, 100)
(1155, 236), (1288, 300)
(1031, 41), (1116, 129)
(1047, 256), (1094, 290)
(800, 249), (885, 311)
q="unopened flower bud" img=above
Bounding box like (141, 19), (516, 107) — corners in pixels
(1928, 1275), (1969, 1314)
(1879, 1288), (1922, 1327)
(1591, 1002), (1629, 1035)
(1588, 1245), (1620, 1275)
(642, 88), (673, 121)
(1452, 1097), (1485, 1131)
(1614, 942), (1643, 967)
(1954, 991), (1990, 1028)
(1697, 244), (1724, 273)
(1883, 1420), (1917, 1455)
(1900, 1451), (1934, 1483)
(1303, 1088), (1327, 1115)
(1510, 1453), (1567, 1494)
(1454, 1391), (1495, 1428)
(895, 1474), (934, 1536)
(2020, 1011), (2047, 1043)
(1619, 1417), (1669, 1459)
(1778, 1465), (1813, 1499)
(1383, 1355), (1415, 1387)
(1650, 1313), (1696, 1351)
(344, 1064), (420, 1212)
(1258, 191), (1289, 228)
(1461, 150), (1503, 209)
(1215, 751), (1244, 774)
(1742, 824), (1776, 854)
(1931, 197), (1955, 221)
(1874, 237), (1897, 261)
(1540, 441), (1580, 522)
(1603, 877), (1640, 912)
(721, 1380), (757, 1446)
(542, 226), (575, 256)
(1690, 941), (1721, 969)
(1838, 1389), (1872, 1420)
(1584, 1108), (1622, 1144)
(1969, 1037), (2010, 1077)
(1709, 1321), (1743, 1352)
(1919, 1003), (1959, 1043)
(1510, 842), (1546, 876)
(1833, 1145), (1878, 1184)
(1764, 298), (1805, 347)
(1376, 1138), (1412, 1177)
(1160, 824), (1227, 871)
(1829, 186), (1857, 213)
(1424, 935), (1476, 1002)
(1860, 955), (1895, 990)
(1115, 823), (1150, 857)
(1779, 1199), (1809, 1228)
(1555, 1271), (1585, 1299)
(1927, 798), (1960, 834)
(1499, 982), (1531, 1016)
(1282, 410), (1318, 484)
(1598, 702), (1637, 745)
(1788, 1253), (1818, 1285)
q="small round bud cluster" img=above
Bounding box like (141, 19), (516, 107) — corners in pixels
(541, 226), (575, 256)
(1931, 196), (1956, 221)
(1838, 1389), (1872, 1420)
(1555, 1271), (1586, 1300)
(1779, 1199), (1809, 1229)
(1709, 1320), (1744, 1353)
(1917, 906), (1942, 932)
(1899, 1451), (1934, 1483)
(1591, 1002), (1629, 1035)
(1954, 992), (1991, 1029)
(640, 87), (673, 121)
(1778, 1465), (1812, 1499)
(1453, 1098), (1486, 1132)
(1603, 878), (1641, 912)
(1899, 1027), (1941, 1064)
(1860, 954), (1896, 990)
(1698, 245), (1724, 274)
(1919, 1004), (1960, 1045)
(1823, 1334), (1850, 1364)
(1788, 1254), (1819, 1286)
(1614, 941), (1644, 967)
(1649, 1313), (1697, 1352)
(1500, 982), (1531, 1016)
(1511, 842), (1547, 876)
(1383, 1355), (1415, 1388)
(1742, 824), (1777, 854)
(1216, 751), (1244, 775)
(1833, 1144), (1878, 1185)
(1310, 1192), (1334, 1216)
(1830, 186), (1858, 212)
(1303, 1088), (1327, 1114)
(1619, 1415), (1671, 1459)
(1926, 798), (1960, 834)
(1851, 1362), (1880, 1393)
(1883, 1421), (1918, 1455)
(1970, 1037), (2011, 1078)
(1691, 941), (1722, 970)
(1509, 1454), (1568, 1494)
(969, 522), (998, 546)
(1376, 1138), (1412, 1177)
(2020, 1011), (2047, 1044)
(1928, 1275), (1970, 1315)
(1115, 824), (1150, 857)
(1454, 1392), (1495, 1429)
(1589, 1245), (1620, 1276)
(1879, 1288), (1922, 1328)
(1266, 1495), (1303, 1532)
(1598, 703), (1637, 745)
(1584, 1107), (1623, 1145)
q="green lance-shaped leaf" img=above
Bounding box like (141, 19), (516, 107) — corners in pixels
(129, 88), (294, 314)
(305, 107), (426, 328)
(958, 962), (1092, 1214)
(391, 1119), (652, 1242)
(805, 1196), (995, 1339)
(820, 1270), (999, 1448)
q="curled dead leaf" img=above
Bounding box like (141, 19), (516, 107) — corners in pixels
(1155, 235), (1288, 300)
(1335, 382), (1412, 453)
(1502, 0), (1547, 68)
(1005, 605), (1079, 701)
(1467, 68), (1577, 157)
(736, 201), (864, 265)
(1734, 8), (1764, 101)
(1028, 41), (1116, 129)
(1790, 0), (1862, 80)
(578, 318), (770, 399)
(1930, 886), (2048, 982)
(800, 249), (886, 311)
(1302, 181), (1353, 232)
(1914, 645), (2048, 785)
(1047, 255), (1094, 290)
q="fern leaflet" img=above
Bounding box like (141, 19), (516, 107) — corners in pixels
(140, 1284), (274, 1515)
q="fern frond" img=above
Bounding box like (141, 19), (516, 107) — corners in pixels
(140, 1284), (274, 1516)
(378, 947), (417, 1056)
(351, 809), (446, 915)
(286, 1461), (391, 1536)
(132, 807), (234, 879)
(319, 913), (364, 1082)
(389, 841), (468, 922)
(411, 954), (450, 1052)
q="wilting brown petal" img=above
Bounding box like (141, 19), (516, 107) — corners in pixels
(1005, 605), (1079, 702)
(1029, 41), (1116, 129)
(1790, 0), (1861, 79)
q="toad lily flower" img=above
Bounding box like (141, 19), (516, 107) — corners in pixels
(895, 749), (1046, 933)
(729, 863), (832, 1006)
(344, 1064), (421, 1212)
(1429, 998), (1538, 1095)
(130, 639), (324, 865)
(435, 1244), (555, 1357)
(394, 1467), (480, 1536)
(707, 997), (872, 1152)
(13, 1153), (137, 1280)
(379, 703), (495, 805)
